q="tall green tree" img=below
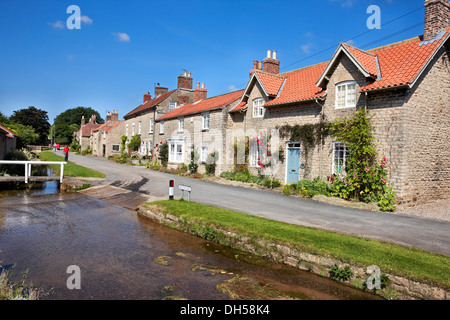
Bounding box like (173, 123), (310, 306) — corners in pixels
(54, 107), (104, 145)
(9, 106), (50, 145)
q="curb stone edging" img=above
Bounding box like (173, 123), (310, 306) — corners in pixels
(137, 206), (449, 300)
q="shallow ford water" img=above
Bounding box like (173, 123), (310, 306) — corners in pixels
(0, 184), (381, 300)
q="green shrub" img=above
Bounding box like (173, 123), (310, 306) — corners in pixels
(329, 264), (353, 282)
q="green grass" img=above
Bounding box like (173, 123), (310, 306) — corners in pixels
(38, 151), (105, 178)
(147, 200), (450, 290)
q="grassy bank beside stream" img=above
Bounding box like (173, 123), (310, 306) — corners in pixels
(141, 200), (449, 299)
(38, 152), (105, 178)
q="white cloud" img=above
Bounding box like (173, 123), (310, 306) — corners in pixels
(78, 15), (93, 25)
(300, 42), (314, 54)
(48, 21), (65, 29)
(228, 85), (238, 92)
(112, 32), (131, 42)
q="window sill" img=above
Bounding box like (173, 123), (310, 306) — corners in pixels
(335, 105), (356, 109)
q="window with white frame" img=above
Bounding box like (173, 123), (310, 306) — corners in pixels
(159, 121), (164, 134)
(169, 101), (177, 111)
(112, 144), (120, 153)
(138, 121), (142, 134)
(178, 117), (184, 132)
(201, 143), (209, 162)
(149, 118), (154, 133)
(202, 112), (210, 130)
(169, 139), (184, 163)
(335, 81), (357, 109)
(253, 98), (264, 118)
(249, 141), (259, 166)
(132, 123), (135, 136)
(332, 142), (351, 174)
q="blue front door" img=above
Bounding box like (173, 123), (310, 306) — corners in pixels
(286, 146), (300, 185)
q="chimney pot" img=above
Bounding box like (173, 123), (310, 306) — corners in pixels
(267, 50), (271, 58)
(201, 83), (205, 89)
(272, 50), (277, 60)
(188, 72), (191, 77)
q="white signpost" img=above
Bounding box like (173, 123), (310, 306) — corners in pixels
(179, 184), (192, 201)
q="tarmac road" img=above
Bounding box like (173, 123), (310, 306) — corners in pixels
(60, 151), (450, 257)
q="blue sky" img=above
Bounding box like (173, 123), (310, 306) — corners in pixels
(0, 0), (427, 123)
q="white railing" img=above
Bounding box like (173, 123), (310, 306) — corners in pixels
(0, 160), (67, 183)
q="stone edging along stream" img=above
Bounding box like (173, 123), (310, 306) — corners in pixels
(137, 205), (449, 300)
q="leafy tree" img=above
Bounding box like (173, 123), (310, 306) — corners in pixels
(128, 134), (141, 152)
(0, 111), (10, 125)
(9, 106), (50, 145)
(54, 107), (104, 145)
(7, 123), (39, 147)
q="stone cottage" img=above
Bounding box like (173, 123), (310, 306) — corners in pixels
(75, 115), (101, 151)
(227, 0), (450, 205)
(90, 110), (124, 158)
(155, 85), (243, 173)
(123, 72), (197, 156)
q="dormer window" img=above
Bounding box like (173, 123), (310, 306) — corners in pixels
(335, 81), (357, 109)
(253, 98), (264, 118)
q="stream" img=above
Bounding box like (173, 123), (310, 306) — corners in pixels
(0, 181), (381, 300)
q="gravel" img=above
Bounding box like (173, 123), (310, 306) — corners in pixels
(396, 198), (450, 222)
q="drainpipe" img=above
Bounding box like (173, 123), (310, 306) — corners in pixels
(314, 97), (325, 179)
(365, 92), (368, 112)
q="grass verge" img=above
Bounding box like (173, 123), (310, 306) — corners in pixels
(38, 152), (105, 178)
(146, 200), (450, 291)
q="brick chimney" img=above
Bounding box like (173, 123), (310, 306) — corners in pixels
(110, 110), (119, 122)
(194, 82), (207, 102)
(81, 115), (85, 126)
(106, 112), (111, 122)
(177, 71), (193, 90)
(155, 83), (169, 98)
(263, 50), (280, 74)
(143, 91), (152, 103)
(424, 0), (450, 40)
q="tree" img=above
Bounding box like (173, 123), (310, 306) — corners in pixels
(128, 134), (141, 152)
(54, 107), (104, 145)
(8, 123), (39, 147)
(9, 106), (50, 145)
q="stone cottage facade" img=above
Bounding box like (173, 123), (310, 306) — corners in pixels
(155, 86), (243, 173)
(226, 0), (450, 205)
(75, 115), (101, 151)
(117, 0), (449, 206)
(90, 110), (124, 158)
(123, 72), (197, 156)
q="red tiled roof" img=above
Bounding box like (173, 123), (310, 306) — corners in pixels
(255, 71), (286, 96)
(265, 62), (328, 106)
(104, 120), (123, 132)
(229, 101), (247, 113)
(265, 29), (449, 106)
(0, 124), (15, 138)
(156, 90), (244, 121)
(361, 30), (450, 91)
(343, 43), (379, 78)
(92, 121), (111, 132)
(81, 122), (102, 137)
(124, 90), (175, 119)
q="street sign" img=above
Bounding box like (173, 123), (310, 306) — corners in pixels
(179, 185), (192, 192)
(179, 184), (192, 201)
